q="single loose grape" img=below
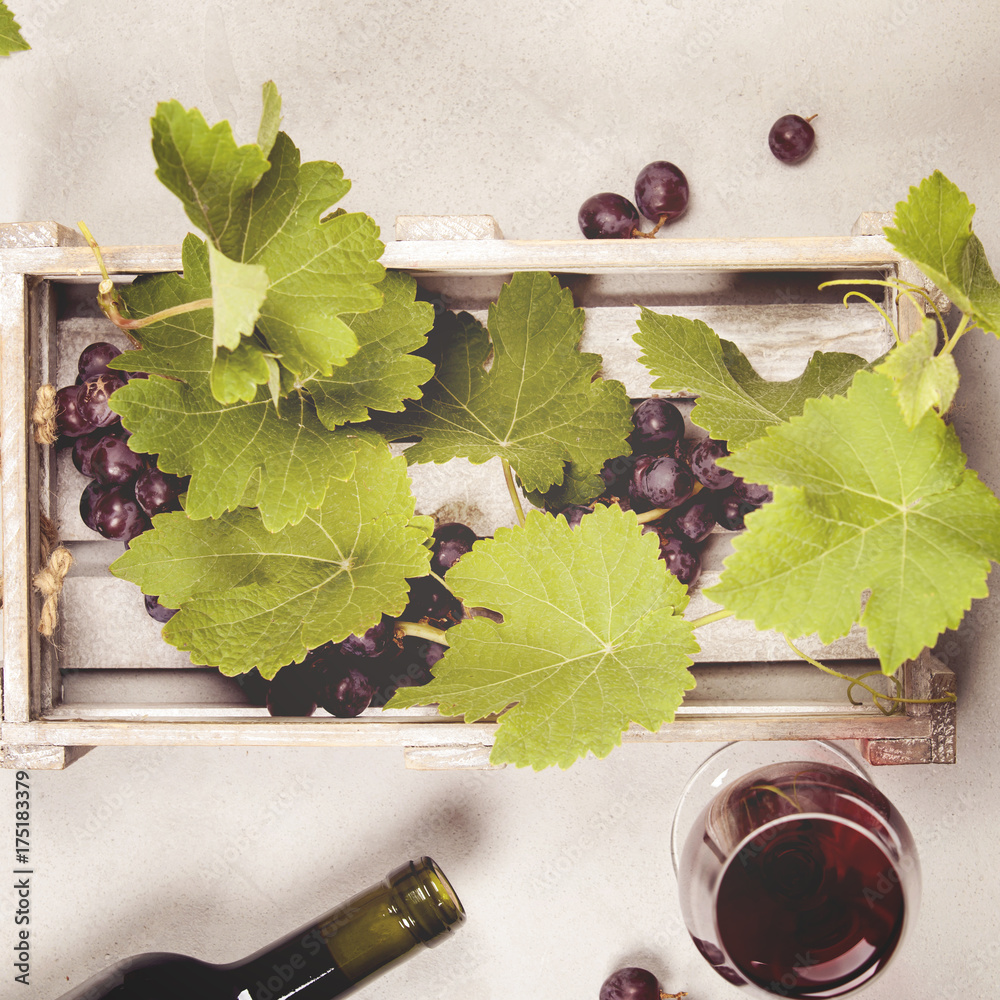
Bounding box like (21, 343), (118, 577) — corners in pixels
(578, 192), (641, 239)
(634, 161), (689, 224)
(768, 114), (816, 164)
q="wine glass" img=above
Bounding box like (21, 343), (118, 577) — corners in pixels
(671, 741), (919, 997)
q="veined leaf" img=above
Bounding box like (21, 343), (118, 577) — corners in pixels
(111, 435), (431, 677)
(708, 369), (1000, 673)
(375, 271), (633, 496)
(634, 310), (871, 448)
(874, 318), (958, 427)
(207, 241), (268, 357)
(151, 99), (270, 253)
(885, 171), (1000, 336)
(305, 270), (435, 428)
(0, 2), (29, 55)
(109, 235), (358, 531)
(388, 504), (699, 770)
(256, 80), (282, 157)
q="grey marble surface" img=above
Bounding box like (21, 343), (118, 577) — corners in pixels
(2, 1), (1000, 998)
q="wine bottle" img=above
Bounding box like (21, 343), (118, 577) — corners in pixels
(57, 857), (465, 1000)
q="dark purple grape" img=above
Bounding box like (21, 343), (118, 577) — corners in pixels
(732, 478), (773, 506)
(715, 493), (749, 531)
(557, 504), (593, 528)
(77, 342), (123, 381)
(143, 593), (178, 624)
(578, 193), (641, 239)
(688, 436), (736, 490)
(311, 645), (375, 718)
(599, 966), (660, 1000)
(631, 454), (696, 509)
(634, 161), (689, 224)
(79, 481), (151, 541)
(77, 374), (125, 430)
(55, 384), (96, 438)
(90, 435), (148, 486)
(657, 535), (701, 586)
(134, 467), (189, 517)
(233, 668), (270, 707)
(72, 427), (114, 478)
(431, 521), (479, 575)
(266, 661), (318, 717)
(768, 114), (816, 164)
(631, 398), (685, 455)
(600, 454), (635, 497)
(669, 494), (717, 543)
(403, 576), (464, 629)
(369, 637), (442, 707)
(341, 617), (393, 658)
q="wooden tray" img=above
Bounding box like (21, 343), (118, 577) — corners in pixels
(0, 217), (956, 769)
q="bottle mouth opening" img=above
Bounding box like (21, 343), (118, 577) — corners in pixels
(389, 857), (466, 946)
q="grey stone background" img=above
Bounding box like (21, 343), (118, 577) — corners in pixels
(1, 0), (999, 998)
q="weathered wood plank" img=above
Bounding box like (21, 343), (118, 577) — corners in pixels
(3, 711), (928, 749)
(395, 215), (503, 241)
(0, 222), (87, 249)
(0, 743), (93, 769)
(0, 272), (32, 723)
(1, 236), (900, 281)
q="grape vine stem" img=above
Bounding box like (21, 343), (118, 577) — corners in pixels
(784, 636), (957, 714)
(688, 609), (734, 629)
(396, 621), (451, 645)
(502, 458), (526, 527)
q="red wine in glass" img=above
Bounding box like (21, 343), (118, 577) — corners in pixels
(676, 753), (918, 997)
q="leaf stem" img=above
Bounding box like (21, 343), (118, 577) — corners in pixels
(784, 636), (956, 714)
(78, 221), (111, 283)
(502, 458), (526, 527)
(107, 296), (215, 330)
(689, 608), (734, 629)
(395, 621), (451, 645)
(941, 312), (972, 355)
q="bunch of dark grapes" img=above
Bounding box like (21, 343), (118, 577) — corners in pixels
(55, 341), (190, 624)
(579, 161), (689, 240)
(559, 397), (771, 587)
(246, 521), (490, 718)
(598, 966), (686, 1000)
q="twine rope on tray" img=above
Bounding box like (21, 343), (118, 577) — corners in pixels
(27, 385), (73, 635)
(31, 384), (58, 445)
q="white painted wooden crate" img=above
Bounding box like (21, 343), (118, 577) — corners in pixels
(0, 217), (956, 769)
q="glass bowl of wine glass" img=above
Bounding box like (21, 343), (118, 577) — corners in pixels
(671, 741), (919, 997)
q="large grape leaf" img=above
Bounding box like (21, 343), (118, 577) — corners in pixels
(304, 270), (435, 428)
(634, 311), (871, 448)
(374, 271), (633, 496)
(388, 504), (699, 769)
(111, 435), (431, 677)
(151, 99), (270, 253)
(708, 369), (1000, 672)
(109, 235), (358, 531)
(0, 2), (29, 55)
(206, 242), (268, 359)
(884, 171), (1000, 336)
(874, 318), (958, 428)
(150, 89), (386, 390)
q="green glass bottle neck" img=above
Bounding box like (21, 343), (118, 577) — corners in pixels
(231, 857), (465, 1000)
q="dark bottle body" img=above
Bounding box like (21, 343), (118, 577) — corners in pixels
(58, 857), (464, 1000)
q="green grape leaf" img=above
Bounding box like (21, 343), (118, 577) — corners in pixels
(522, 458), (607, 510)
(0, 2), (28, 54)
(256, 80), (282, 157)
(305, 270), (435, 428)
(206, 241), (268, 356)
(151, 99), (271, 253)
(109, 235), (358, 531)
(111, 435), (431, 677)
(209, 333), (274, 405)
(237, 134), (385, 378)
(388, 504), (699, 770)
(374, 271), (633, 495)
(874, 318), (958, 427)
(707, 370), (1000, 673)
(884, 171), (1000, 335)
(634, 310), (872, 448)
